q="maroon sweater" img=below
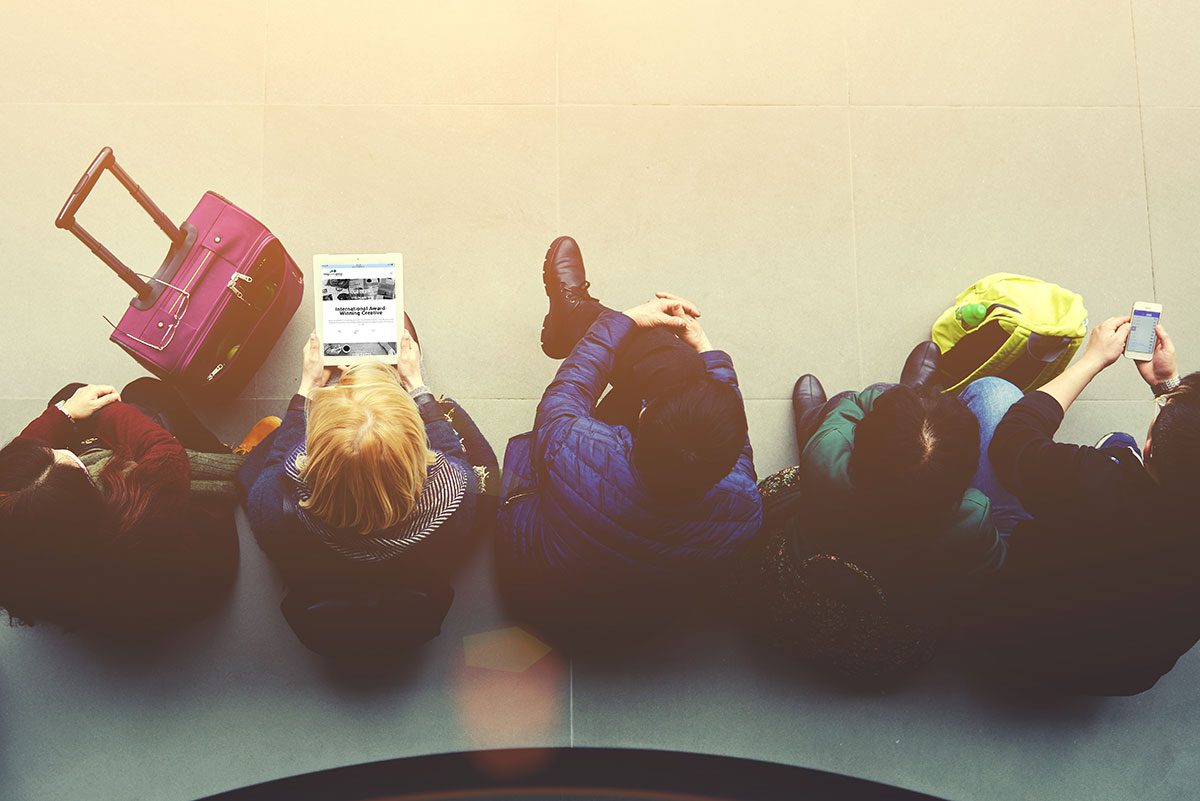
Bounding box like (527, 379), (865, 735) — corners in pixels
(20, 402), (191, 513)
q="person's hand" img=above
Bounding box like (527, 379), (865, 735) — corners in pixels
(396, 329), (424, 391)
(1135, 324), (1179, 387)
(61, 384), (121, 420)
(652, 293), (715, 352)
(671, 309), (715, 353)
(298, 330), (333, 396)
(651, 292), (701, 319)
(622, 294), (697, 333)
(1079, 315), (1131, 371)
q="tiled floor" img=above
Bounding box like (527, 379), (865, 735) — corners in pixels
(1, 2), (1198, 800)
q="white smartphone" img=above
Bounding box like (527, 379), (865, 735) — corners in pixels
(1124, 301), (1163, 362)
(312, 253), (404, 366)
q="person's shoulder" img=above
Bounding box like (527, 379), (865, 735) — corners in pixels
(800, 425), (855, 477)
(707, 474), (765, 521)
(541, 417), (632, 479)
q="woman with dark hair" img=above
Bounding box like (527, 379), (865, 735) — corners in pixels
(0, 379), (254, 634)
(962, 317), (1200, 695)
(747, 343), (1003, 682)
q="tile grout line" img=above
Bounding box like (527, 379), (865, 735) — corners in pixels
(255, 0), (272, 400)
(3, 101), (1179, 109)
(555, 0), (562, 234)
(1127, 0), (1158, 301)
(559, 1), (571, 750)
(843, 20), (865, 388)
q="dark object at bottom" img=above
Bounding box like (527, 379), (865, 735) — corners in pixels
(280, 580), (454, 658)
(196, 747), (950, 801)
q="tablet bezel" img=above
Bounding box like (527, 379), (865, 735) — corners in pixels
(312, 252), (404, 366)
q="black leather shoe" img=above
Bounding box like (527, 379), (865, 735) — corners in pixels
(792, 374), (827, 449)
(900, 341), (942, 388)
(541, 235), (597, 359)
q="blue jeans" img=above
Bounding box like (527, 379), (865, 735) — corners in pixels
(958, 377), (1034, 538)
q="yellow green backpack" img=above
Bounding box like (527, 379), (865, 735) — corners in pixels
(932, 273), (1089, 394)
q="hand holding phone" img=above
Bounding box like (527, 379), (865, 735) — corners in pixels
(1135, 323), (1179, 388)
(1124, 302), (1163, 362)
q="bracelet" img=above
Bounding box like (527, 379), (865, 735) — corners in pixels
(1152, 376), (1182, 397)
(407, 385), (432, 399)
(54, 400), (74, 422)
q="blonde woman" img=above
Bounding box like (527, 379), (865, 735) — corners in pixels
(237, 318), (495, 655)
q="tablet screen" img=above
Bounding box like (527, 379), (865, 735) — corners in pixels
(317, 257), (401, 360)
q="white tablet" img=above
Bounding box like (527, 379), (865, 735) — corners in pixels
(312, 253), (403, 365)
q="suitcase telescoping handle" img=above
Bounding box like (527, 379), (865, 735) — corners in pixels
(55, 147), (184, 301)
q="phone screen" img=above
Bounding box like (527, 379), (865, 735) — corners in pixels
(1127, 308), (1160, 355)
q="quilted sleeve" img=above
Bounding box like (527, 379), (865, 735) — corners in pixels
(534, 310), (634, 463)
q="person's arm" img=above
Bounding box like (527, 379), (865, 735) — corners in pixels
(990, 315), (1133, 507)
(91, 402), (188, 489)
(1135, 323), (1181, 395)
(989, 390), (1121, 513)
(413, 391), (466, 460)
(1038, 316), (1130, 413)
(534, 311), (635, 454)
(18, 405), (78, 448)
(393, 327), (467, 460)
(19, 384), (121, 448)
(700, 349), (757, 484)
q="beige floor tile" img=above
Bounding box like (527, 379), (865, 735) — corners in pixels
(559, 106), (857, 400)
(559, 0), (846, 105)
(0, 1), (266, 104)
(847, 0), (1139, 106)
(850, 107), (1153, 400)
(0, 399), (57, 442)
(1142, 108), (1200, 361)
(259, 105), (558, 400)
(1133, 1), (1200, 107)
(744, 399), (797, 478)
(266, 0), (556, 105)
(0, 105), (265, 400)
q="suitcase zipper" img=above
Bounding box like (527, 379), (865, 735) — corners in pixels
(178, 235), (271, 370)
(227, 271), (254, 304)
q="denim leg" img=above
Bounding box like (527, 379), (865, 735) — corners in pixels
(958, 377), (1032, 537)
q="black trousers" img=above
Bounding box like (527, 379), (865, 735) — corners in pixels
(50, 378), (229, 454)
(564, 300), (707, 428)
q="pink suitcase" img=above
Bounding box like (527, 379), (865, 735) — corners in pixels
(56, 147), (303, 400)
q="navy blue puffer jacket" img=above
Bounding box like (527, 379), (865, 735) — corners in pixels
(496, 311), (763, 626)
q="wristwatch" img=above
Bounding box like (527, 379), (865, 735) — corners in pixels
(1152, 376), (1182, 397)
(54, 400), (74, 422)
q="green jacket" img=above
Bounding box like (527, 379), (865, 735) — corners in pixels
(791, 386), (1004, 608)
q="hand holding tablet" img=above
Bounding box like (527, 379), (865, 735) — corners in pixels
(313, 253), (404, 365)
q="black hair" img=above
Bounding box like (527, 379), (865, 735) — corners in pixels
(0, 438), (115, 626)
(1149, 372), (1200, 494)
(848, 385), (980, 523)
(633, 376), (748, 499)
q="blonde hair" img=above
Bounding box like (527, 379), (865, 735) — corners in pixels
(298, 362), (435, 534)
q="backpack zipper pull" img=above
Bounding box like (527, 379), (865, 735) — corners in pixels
(206, 363), (225, 382)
